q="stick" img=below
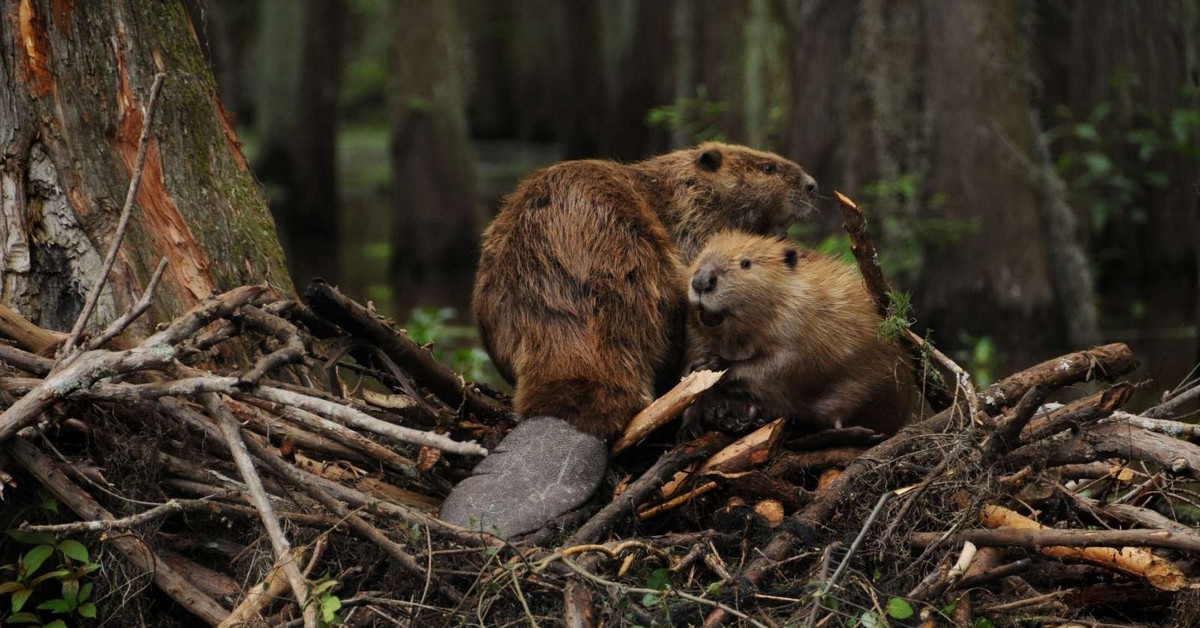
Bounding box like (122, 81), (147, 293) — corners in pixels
(201, 393), (316, 628)
(611, 369), (724, 455)
(61, 73), (166, 358)
(20, 497), (210, 533)
(82, 257), (168, 352)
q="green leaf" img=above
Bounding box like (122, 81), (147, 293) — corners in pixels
(705, 582), (722, 596)
(11, 588), (32, 613)
(645, 568), (670, 591)
(61, 579), (79, 605)
(79, 581), (93, 603)
(7, 530), (55, 546)
(641, 593), (660, 607)
(22, 545), (55, 576)
(973, 618), (995, 628)
(77, 562), (101, 576)
(40, 496), (59, 514)
(58, 540), (88, 564)
(31, 569), (71, 586)
(859, 610), (880, 628)
(1073, 123), (1100, 143)
(6, 611), (41, 624)
(320, 595), (342, 622)
(0, 581), (26, 594)
(1083, 152), (1113, 176)
(37, 598), (72, 613)
(43, 621), (68, 628)
(887, 597), (915, 619)
(78, 601), (98, 618)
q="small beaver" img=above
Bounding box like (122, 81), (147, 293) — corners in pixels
(443, 145), (817, 536)
(685, 231), (915, 435)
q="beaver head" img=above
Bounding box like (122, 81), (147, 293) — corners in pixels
(689, 142), (819, 235)
(687, 231), (804, 360)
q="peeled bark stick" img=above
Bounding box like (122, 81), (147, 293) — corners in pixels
(201, 394), (316, 628)
(656, 418), (783, 499)
(703, 343), (1138, 627)
(611, 369), (724, 455)
(566, 432), (731, 546)
(79, 376), (486, 456)
(6, 437), (230, 625)
(302, 279), (512, 420)
(934, 505), (1191, 591)
(217, 548), (307, 628)
(61, 73), (166, 358)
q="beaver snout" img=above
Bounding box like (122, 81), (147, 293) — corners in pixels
(691, 267), (718, 294)
(802, 174), (819, 198)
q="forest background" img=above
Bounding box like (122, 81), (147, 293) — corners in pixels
(190, 0), (1200, 392)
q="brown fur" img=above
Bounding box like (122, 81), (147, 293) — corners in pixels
(686, 232), (915, 435)
(474, 143), (818, 439)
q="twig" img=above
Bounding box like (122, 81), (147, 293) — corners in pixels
(20, 497), (210, 533)
(1144, 382), (1200, 419)
(806, 491), (895, 627)
(82, 257), (168, 352)
(61, 73), (166, 358)
(908, 526), (1200, 553)
(201, 393), (317, 628)
(953, 558), (1031, 589)
(906, 329), (979, 423)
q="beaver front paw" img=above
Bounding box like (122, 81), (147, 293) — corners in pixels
(680, 395), (763, 440)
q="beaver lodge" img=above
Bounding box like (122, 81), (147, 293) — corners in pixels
(1, 173), (1197, 626)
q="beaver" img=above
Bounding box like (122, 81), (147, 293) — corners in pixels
(685, 231), (915, 436)
(441, 144), (817, 536)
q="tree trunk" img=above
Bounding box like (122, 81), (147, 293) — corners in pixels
(389, 0), (480, 280)
(781, 0), (1099, 350)
(254, 0), (345, 288)
(0, 0), (292, 336)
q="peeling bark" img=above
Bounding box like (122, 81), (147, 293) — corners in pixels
(0, 0), (292, 334)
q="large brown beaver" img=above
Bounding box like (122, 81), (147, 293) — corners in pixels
(442, 144), (817, 536)
(685, 231), (916, 435)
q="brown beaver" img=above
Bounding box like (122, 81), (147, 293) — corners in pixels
(443, 145), (817, 536)
(685, 231), (915, 435)
(473, 143), (819, 439)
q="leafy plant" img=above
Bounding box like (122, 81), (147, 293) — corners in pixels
(1, 523), (101, 627)
(308, 578), (342, 627)
(404, 307), (494, 382)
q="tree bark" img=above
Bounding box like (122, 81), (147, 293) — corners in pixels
(0, 0), (292, 336)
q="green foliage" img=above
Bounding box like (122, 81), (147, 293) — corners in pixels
(886, 597), (914, 619)
(404, 307), (494, 382)
(879, 290), (914, 342)
(956, 334), (996, 387)
(1045, 85), (1200, 236)
(1, 502), (103, 627)
(308, 577), (342, 627)
(646, 86), (731, 144)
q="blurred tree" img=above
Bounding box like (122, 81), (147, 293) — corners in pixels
(782, 0), (1099, 350)
(183, 0), (257, 122)
(1035, 0), (1199, 335)
(390, 0), (480, 279)
(254, 0), (346, 287)
(0, 0), (291, 335)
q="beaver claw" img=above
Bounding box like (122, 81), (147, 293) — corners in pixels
(440, 417), (607, 538)
(680, 396), (764, 441)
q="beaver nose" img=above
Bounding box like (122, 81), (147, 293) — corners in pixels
(802, 174), (819, 197)
(691, 268), (718, 294)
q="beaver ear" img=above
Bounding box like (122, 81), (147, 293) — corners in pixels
(783, 248), (798, 269)
(696, 149), (723, 172)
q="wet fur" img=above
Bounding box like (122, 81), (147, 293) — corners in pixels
(686, 232), (915, 435)
(474, 143), (817, 439)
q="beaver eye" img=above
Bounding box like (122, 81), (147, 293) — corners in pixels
(760, 163), (776, 174)
(740, 259), (752, 269)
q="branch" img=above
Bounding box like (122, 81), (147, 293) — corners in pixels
(61, 73), (166, 358)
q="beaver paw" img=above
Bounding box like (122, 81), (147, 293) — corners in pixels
(440, 417), (606, 538)
(680, 396), (763, 439)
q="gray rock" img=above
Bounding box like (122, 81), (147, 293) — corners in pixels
(440, 417), (607, 538)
